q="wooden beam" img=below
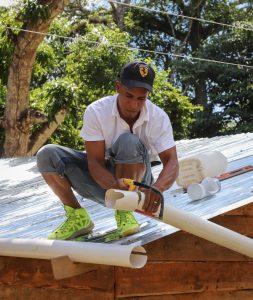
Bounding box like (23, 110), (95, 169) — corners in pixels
(115, 261), (253, 297)
(0, 257), (114, 290)
(0, 286), (114, 300)
(51, 256), (97, 280)
(145, 231), (253, 261)
(0, 258), (4, 271)
(224, 202), (253, 216)
(116, 290), (253, 299)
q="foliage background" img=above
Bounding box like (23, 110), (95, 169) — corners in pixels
(0, 0), (252, 154)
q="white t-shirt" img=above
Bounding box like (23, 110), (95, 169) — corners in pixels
(80, 94), (175, 161)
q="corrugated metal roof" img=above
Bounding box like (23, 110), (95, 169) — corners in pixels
(0, 132), (253, 246)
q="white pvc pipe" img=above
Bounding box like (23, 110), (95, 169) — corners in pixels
(106, 189), (145, 211)
(176, 151), (228, 188)
(0, 238), (147, 269)
(105, 189), (253, 258)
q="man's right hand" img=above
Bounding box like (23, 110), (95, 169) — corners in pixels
(114, 178), (129, 190)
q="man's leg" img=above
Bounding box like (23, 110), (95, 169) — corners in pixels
(37, 135), (152, 239)
(36, 144), (105, 239)
(115, 163), (145, 183)
(41, 174), (81, 208)
(110, 133), (152, 183)
(109, 133), (152, 237)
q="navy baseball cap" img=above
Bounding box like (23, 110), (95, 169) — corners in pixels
(119, 61), (155, 92)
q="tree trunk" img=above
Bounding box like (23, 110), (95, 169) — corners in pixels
(2, 0), (69, 158)
(187, 4), (208, 106)
(194, 76), (207, 105)
(109, 0), (131, 30)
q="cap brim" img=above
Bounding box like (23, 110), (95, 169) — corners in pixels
(121, 79), (153, 92)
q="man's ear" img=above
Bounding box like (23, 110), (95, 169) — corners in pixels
(116, 80), (121, 93)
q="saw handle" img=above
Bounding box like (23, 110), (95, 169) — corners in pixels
(123, 178), (136, 191)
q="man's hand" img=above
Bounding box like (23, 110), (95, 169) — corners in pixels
(115, 178), (130, 190)
(141, 187), (162, 213)
(121, 178), (162, 214)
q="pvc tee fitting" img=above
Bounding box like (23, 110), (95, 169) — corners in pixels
(187, 177), (221, 201)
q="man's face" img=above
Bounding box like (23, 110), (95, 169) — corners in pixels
(116, 81), (149, 120)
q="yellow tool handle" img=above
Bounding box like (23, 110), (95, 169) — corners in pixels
(123, 178), (136, 191)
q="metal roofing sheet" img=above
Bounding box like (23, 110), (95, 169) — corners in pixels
(0, 132), (253, 246)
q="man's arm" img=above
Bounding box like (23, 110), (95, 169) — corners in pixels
(85, 140), (126, 190)
(153, 145), (179, 192)
(142, 146), (179, 212)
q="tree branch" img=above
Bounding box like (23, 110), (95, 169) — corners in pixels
(27, 108), (68, 156)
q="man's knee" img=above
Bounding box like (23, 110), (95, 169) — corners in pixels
(116, 132), (140, 146)
(111, 133), (147, 163)
(36, 144), (59, 172)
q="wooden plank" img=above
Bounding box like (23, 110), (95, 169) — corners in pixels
(223, 202), (253, 216)
(115, 261), (253, 297)
(0, 256), (114, 291)
(145, 231), (253, 261)
(146, 210), (253, 262)
(117, 290), (253, 299)
(211, 215), (253, 235)
(51, 256), (97, 280)
(0, 286), (114, 300)
(0, 258), (4, 271)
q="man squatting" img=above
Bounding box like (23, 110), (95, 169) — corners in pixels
(36, 60), (179, 240)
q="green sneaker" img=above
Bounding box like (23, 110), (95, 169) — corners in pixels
(48, 205), (94, 240)
(115, 210), (140, 237)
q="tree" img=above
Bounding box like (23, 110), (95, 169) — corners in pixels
(193, 25), (253, 136)
(148, 62), (198, 140)
(124, 0), (235, 104)
(2, 0), (69, 157)
(0, 1), (197, 157)
(109, 0), (131, 30)
(31, 22), (135, 151)
(121, 0), (253, 137)
(12, 10), (195, 151)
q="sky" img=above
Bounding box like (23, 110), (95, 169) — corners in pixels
(0, 0), (13, 7)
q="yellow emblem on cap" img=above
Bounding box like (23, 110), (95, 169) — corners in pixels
(139, 66), (148, 77)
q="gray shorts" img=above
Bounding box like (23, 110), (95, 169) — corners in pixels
(36, 133), (153, 205)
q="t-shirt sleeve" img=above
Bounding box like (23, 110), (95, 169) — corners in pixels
(80, 106), (104, 141)
(152, 113), (175, 154)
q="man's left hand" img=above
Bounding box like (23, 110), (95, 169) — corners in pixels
(141, 187), (162, 213)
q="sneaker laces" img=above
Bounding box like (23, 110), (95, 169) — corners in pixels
(53, 216), (78, 235)
(116, 211), (136, 228)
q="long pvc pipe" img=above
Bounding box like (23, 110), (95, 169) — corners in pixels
(0, 238), (147, 268)
(105, 189), (253, 258)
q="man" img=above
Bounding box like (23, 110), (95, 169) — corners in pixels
(37, 60), (179, 240)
